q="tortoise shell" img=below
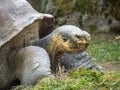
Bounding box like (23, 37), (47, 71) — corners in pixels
(0, 0), (54, 47)
(0, 0), (54, 69)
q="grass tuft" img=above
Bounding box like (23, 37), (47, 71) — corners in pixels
(32, 68), (120, 90)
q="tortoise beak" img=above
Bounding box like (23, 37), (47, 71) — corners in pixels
(71, 31), (91, 50)
(75, 35), (91, 46)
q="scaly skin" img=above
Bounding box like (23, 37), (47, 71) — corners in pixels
(60, 51), (104, 73)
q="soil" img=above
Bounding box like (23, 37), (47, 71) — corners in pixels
(101, 62), (120, 72)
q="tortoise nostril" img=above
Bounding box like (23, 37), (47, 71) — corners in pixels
(81, 38), (84, 41)
(75, 35), (91, 43)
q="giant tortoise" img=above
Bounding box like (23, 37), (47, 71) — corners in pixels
(0, 0), (105, 89)
(0, 0), (93, 89)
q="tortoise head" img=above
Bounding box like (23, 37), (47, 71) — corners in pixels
(52, 25), (91, 53)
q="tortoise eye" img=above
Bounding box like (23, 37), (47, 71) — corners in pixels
(63, 37), (68, 42)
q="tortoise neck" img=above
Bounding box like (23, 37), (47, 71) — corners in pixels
(30, 33), (65, 72)
(30, 34), (52, 54)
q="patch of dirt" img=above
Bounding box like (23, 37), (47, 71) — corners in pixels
(101, 62), (120, 72)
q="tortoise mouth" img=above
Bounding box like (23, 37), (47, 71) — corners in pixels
(72, 44), (88, 49)
(68, 35), (90, 52)
(67, 43), (89, 53)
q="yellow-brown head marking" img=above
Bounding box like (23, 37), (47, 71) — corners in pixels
(50, 25), (91, 54)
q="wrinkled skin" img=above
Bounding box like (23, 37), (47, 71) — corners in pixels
(31, 25), (91, 71)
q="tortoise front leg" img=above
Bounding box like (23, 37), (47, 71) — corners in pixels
(15, 46), (53, 85)
(60, 51), (104, 74)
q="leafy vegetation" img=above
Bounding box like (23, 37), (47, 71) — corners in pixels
(34, 69), (120, 90)
(13, 38), (120, 90)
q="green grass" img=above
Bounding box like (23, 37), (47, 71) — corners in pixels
(87, 40), (120, 64)
(15, 68), (120, 90)
(13, 40), (120, 90)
